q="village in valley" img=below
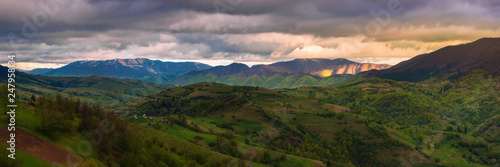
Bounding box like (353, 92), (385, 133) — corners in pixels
(134, 114), (169, 124)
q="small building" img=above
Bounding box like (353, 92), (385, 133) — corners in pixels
(134, 115), (138, 119)
(143, 114), (147, 119)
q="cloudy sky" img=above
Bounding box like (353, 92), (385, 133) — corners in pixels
(1, 0), (500, 70)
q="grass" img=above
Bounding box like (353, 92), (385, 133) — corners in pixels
(131, 123), (269, 167)
(236, 119), (265, 131)
(296, 113), (368, 141)
(0, 143), (54, 167)
(125, 116), (153, 124)
(109, 81), (500, 167)
(0, 104), (98, 166)
(165, 123), (217, 144)
(386, 126), (489, 167)
(129, 114), (325, 167)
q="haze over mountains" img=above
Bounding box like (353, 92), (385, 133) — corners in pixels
(22, 68), (55, 75)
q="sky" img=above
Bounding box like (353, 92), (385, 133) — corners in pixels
(1, 0), (500, 70)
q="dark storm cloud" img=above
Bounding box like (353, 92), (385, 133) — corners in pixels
(3, 0), (498, 40)
(1, 0), (500, 68)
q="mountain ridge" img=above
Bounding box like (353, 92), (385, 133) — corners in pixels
(186, 63), (251, 76)
(47, 58), (212, 76)
(183, 58), (391, 77)
(368, 37), (500, 81)
(29, 58), (391, 87)
(168, 58), (389, 88)
(38, 58), (212, 84)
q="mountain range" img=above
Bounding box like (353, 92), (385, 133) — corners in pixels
(26, 37), (500, 88)
(188, 58), (391, 77)
(29, 58), (391, 88)
(33, 58), (212, 84)
(170, 58), (391, 88)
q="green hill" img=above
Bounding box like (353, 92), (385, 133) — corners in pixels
(109, 67), (500, 166)
(260, 75), (286, 89)
(168, 73), (349, 89)
(291, 76), (319, 88)
(241, 75), (266, 87)
(110, 82), (428, 166)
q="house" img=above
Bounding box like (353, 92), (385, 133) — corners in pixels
(134, 115), (138, 119)
(160, 119), (168, 123)
(143, 114), (147, 119)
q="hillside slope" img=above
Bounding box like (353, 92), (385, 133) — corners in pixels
(110, 82), (426, 167)
(369, 37), (500, 81)
(0, 65), (171, 105)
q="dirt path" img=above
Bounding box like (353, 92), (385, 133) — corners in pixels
(243, 101), (253, 109)
(0, 127), (77, 165)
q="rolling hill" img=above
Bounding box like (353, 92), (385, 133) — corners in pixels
(109, 82), (420, 166)
(186, 63), (251, 76)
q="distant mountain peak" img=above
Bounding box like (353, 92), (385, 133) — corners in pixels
(227, 62), (248, 66)
(42, 58), (212, 84)
(187, 62), (250, 76)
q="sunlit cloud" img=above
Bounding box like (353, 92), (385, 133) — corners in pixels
(1, 0), (500, 70)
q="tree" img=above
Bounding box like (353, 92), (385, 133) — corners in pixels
(245, 137), (251, 145)
(326, 160), (332, 167)
(30, 94), (36, 102)
(36, 95), (71, 136)
(260, 151), (272, 164)
(416, 135), (424, 144)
